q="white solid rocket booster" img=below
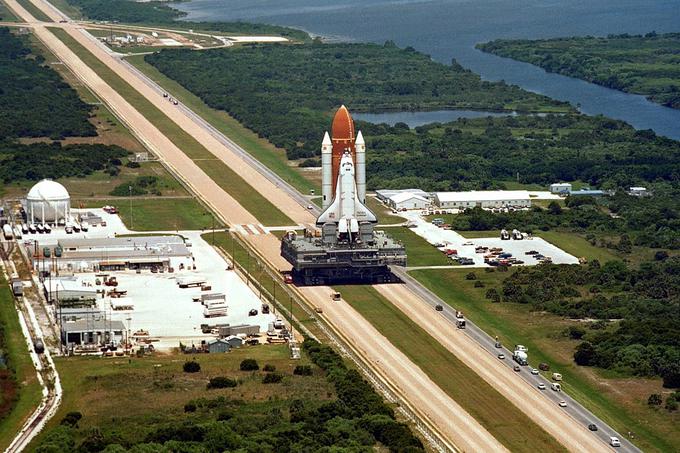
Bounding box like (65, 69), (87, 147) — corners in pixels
(321, 131), (333, 209)
(355, 130), (366, 204)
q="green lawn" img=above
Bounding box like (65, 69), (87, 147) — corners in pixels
(46, 0), (81, 19)
(409, 268), (675, 452)
(48, 28), (293, 226)
(335, 284), (562, 453)
(125, 54), (318, 196)
(366, 196), (405, 225)
(0, 276), (42, 451)
(81, 198), (221, 231)
(380, 226), (450, 266)
(15, 0), (50, 21)
(0, 0), (19, 21)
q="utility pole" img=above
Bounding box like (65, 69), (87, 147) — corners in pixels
(128, 185), (133, 230)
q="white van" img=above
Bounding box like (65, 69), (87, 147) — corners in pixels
(610, 437), (621, 447)
(551, 383), (562, 392)
(552, 372), (562, 381)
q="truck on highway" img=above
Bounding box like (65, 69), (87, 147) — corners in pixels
(455, 310), (466, 329)
(512, 349), (528, 366)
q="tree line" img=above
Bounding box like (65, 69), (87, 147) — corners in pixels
(0, 141), (128, 183)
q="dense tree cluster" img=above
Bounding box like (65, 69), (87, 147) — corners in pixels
(0, 28), (95, 139)
(0, 141), (127, 183)
(478, 32), (680, 109)
(67, 0), (309, 40)
(365, 114), (680, 191)
(145, 41), (566, 160)
(501, 259), (680, 385)
(110, 175), (163, 196)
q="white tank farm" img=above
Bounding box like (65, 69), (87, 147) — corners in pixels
(26, 179), (70, 224)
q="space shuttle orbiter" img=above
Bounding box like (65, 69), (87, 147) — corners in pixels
(317, 105), (376, 234)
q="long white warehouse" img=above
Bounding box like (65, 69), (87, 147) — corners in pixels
(434, 190), (531, 209)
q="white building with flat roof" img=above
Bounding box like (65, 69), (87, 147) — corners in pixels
(434, 190), (531, 209)
(375, 189), (431, 202)
(550, 183), (572, 194)
(387, 192), (430, 211)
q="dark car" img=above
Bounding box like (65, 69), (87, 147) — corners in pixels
(435, 304), (443, 311)
(588, 424), (598, 432)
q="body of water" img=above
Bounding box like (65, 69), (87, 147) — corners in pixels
(176, 0), (680, 139)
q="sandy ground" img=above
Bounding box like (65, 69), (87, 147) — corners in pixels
(7, 0), (615, 450)
(299, 284), (505, 453)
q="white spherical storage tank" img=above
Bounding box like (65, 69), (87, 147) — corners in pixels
(26, 179), (71, 224)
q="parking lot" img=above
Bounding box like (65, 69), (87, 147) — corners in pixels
(402, 212), (578, 267)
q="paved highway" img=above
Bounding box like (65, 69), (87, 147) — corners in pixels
(392, 267), (641, 453)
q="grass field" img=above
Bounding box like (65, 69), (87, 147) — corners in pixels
(366, 196), (405, 225)
(46, 0), (81, 19)
(15, 0), (50, 21)
(409, 268), (677, 452)
(126, 55), (318, 196)
(335, 284), (562, 452)
(48, 28), (293, 226)
(0, 0), (19, 20)
(81, 198), (221, 231)
(380, 226), (450, 266)
(0, 276), (42, 451)
(28, 345), (334, 449)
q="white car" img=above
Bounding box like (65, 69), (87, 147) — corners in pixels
(307, 205), (314, 210)
(497, 353), (505, 360)
(531, 368), (539, 375)
(558, 400), (567, 408)
(537, 383), (546, 390)
(610, 437), (621, 447)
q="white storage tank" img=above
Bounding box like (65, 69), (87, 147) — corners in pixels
(26, 179), (70, 224)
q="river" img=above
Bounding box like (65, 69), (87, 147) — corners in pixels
(175, 0), (680, 139)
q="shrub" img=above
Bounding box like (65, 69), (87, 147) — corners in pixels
(183, 360), (201, 373)
(262, 373), (284, 384)
(207, 376), (238, 389)
(60, 411), (82, 427)
(263, 364), (276, 372)
(293, 365), (313, 376)
(298, 158), (321, 168)
(647, 394), (662, 406)
(474, 280), (484, 288)
(183, 402), (197, 413)
(465, 272), (477, 280)
(665, 398), (678, 411)
(125, 161), (140, 168)
(239, 359), (259, 371)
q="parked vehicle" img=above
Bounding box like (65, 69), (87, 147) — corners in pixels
(588, 424), (598, 431)
(530, 368), (539, 375)
(248, 309), (258, 316)
(331, 292), (341, 301)
(537, 383), (546, 390)
(497, 353), (505, 360)
(551, 383), (562, 392)
(435, 304), (443, 311)
(610, 437), (621, 447)
(558, 400), (567, 408)
(513, 365), (521, 372)
(539, 362), (550, 371)
(455, 310), (466, 329)
(552, 372), (562, 381)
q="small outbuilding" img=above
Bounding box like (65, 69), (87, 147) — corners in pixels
(225, 335), (243, 349)
(628, 186), (649, 197)
(550, 183), (572, 194)
(207, 339), (231, 353)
